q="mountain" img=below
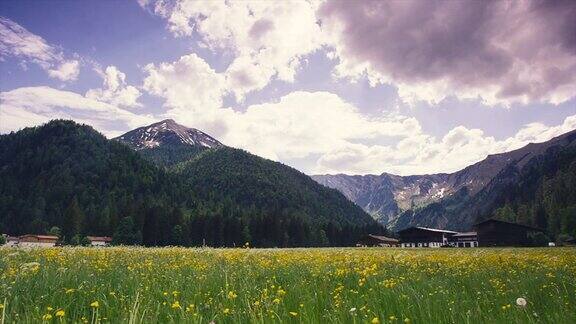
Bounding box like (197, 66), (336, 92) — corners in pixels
(114, 120), (383, 246)
(0, 120), (182, 241)
(0, 120), (383, 247)
(115, 119), (223, 167)
(313, 129), (576, 239)
(116, 119), (222, 150)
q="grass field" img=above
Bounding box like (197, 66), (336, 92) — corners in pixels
(0, 247), (574, 323)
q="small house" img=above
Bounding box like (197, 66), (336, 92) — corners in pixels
(398, 227), (457, 247)
(18, 234), (58, 247)
(357, 234), (399, 247)
(87, 236), (112, 247)
(474, 219), (545, 247)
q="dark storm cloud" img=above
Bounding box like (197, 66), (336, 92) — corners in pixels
(318, 0), (576, 104)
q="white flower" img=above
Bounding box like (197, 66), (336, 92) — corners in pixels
(516, 297), (527, 307)
(349, 307), (357, 313)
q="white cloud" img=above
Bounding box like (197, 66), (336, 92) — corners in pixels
(315, 114), (576, 175)
(143, 53), (226, 110)
(0, 86), (153, 137)
(86, 66), (142, 108)
(0, 16), (81, 81)
(140, 0), (325, 100)
(47, 60), (80, 81)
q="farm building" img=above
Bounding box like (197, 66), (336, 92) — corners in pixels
(357, 234), (399, 247)
(397, 227), (457, 248)
(449, 232), (478, 247)
(474, 219), (545, 247)
(18, 234), (58, 247)
(87, 236), (112, 247)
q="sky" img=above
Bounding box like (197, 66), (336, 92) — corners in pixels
(1, 0), (575, 176)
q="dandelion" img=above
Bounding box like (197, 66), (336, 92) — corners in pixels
(516, 297), (527, 307)
(90, 301), (99, 308)
(171, 301), (181, 309)
(55, 309), (65, 317)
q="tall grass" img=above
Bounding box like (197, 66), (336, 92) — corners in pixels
(0, 247), (574, 323)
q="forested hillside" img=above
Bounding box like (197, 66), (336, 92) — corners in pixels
(0, 120), (384, 247)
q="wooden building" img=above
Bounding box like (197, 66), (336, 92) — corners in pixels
(357, 234), (399, 247)
(474, 219), (544, 247)
(87, 236), (112, 247)
(18, 234), (58, 247)
(398, 227), (457, 248)
(449, 232), (478, 247)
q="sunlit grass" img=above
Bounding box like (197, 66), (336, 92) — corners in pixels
(0, 247), (574, 323)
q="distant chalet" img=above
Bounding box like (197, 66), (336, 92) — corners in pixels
(18, 234), (59, 248)
(390, 219), (547, 248)
(396, 227), (467, 248)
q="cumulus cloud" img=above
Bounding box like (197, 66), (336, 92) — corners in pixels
(0, 86), (153, 137)
(140, 50), (576, 175)
(0, 16), (80, 81)
(318, 0), (576, 106)
(86, 66), (141, 108)
(316, 114), (576, 175)
(47, 60), (80, 81)
(140, 0), (325, 100)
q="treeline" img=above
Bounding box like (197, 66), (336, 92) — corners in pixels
(490, 144), (576, 241)
(0, 120), (385, 247)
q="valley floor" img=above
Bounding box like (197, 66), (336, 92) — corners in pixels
(0, 247), (574, 323)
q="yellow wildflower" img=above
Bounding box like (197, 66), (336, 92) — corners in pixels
(371, 317), (380, 324)
(171, 301), (181, 309)
(223, 308), (230, 314)
(228, 291), (238, 299)
(289, 312), (298, 317)
(55, 309), (65, 317)
(42, 314), (53, 320)
(90, 301), (99, 308)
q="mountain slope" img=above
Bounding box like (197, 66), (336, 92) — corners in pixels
(313, 129), (576, 237)
(0, 120), (182, 239)
(0, 120), (383, 247)
(175, 147), (376, 227)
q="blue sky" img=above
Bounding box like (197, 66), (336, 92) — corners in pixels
(1, 0), (575, 175)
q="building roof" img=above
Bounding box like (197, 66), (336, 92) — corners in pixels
(398, 226), (458, 234)
(474, 219), (545, 232)
(452, 231), (477, 237)
(366, 234), (399, 243)
(87, 236), (112, 242)
(19, 234), (58, 240)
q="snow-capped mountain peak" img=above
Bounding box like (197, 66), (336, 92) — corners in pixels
(115, 119), (223, 150)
